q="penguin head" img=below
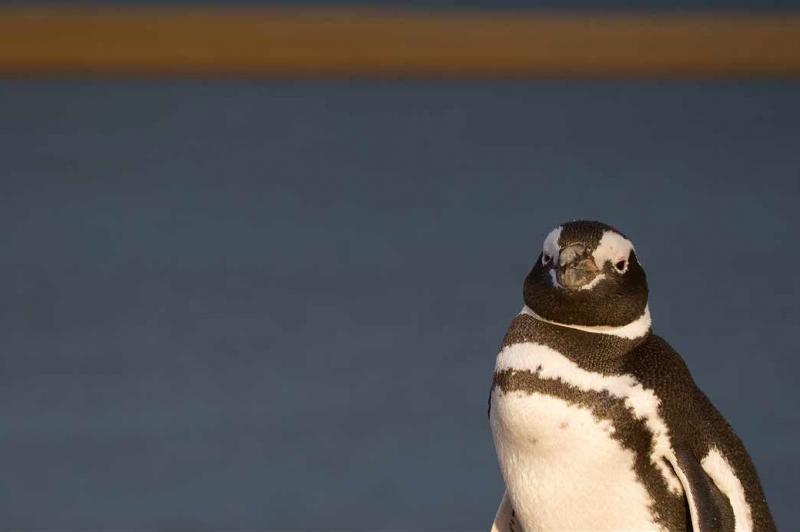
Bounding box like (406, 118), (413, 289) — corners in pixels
(523, 221), (648, 327)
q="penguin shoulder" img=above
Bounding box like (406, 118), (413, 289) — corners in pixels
(622, 333), (712, 439)
(499, 311), (538, 348)
(624, 334), (740, 440)
(623, 332), (698, 400)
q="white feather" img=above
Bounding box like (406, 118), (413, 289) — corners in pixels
(594, 230), (636, 271)
(489, 491), (514, 532)
(542, 226), (562, 262)
(491, 388), (661, 531)
(496, 340), (682, 494)
(702, 447), (754, 532)
(520, 305), (652, 340)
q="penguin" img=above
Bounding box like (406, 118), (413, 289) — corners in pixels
(488, 220), (775, 532)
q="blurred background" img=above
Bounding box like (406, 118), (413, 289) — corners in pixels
(1, 2), (798, 530)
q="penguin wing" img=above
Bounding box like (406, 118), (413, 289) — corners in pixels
(626, 334), (776, 531)
(670, 447), (736, 532)
(489, 491), (516, 532)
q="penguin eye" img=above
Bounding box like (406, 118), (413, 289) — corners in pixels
(614, 259), (627, 272)
(542, 254), (552, 265)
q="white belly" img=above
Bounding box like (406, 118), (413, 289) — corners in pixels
(491, 388), (660, 531)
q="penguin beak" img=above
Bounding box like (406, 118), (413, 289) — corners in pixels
(557, 243), (600, 289)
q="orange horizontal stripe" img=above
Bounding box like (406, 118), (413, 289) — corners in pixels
(1, 7), (799, 78)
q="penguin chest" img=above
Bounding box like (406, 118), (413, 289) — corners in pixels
(491, 388), (661, 531)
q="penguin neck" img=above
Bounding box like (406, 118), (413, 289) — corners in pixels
(521, 305), (652, 341)
(503, 306), (651, 374)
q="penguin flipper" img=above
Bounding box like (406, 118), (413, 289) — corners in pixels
(489, 491), (518, 532)
(671, 447), (736, 532)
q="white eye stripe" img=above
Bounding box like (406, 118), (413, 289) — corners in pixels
(594, 230), (634, 270)
(541, 226), (562, 262)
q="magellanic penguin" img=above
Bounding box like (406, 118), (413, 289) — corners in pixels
(489, 220), (775, 532)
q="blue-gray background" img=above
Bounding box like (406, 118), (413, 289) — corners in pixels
(1, 81), (798, 529)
